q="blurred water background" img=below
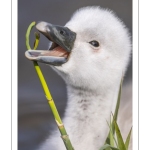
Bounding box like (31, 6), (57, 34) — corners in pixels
(18, 0), (132, 150)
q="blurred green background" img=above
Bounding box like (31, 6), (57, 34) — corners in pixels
(18, 0), (132, 150)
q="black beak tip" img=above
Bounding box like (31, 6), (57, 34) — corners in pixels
(35, 21), (49, 33)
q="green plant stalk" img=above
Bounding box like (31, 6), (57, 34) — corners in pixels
(106, 120), (118, 148)
(26, 22), (74, 150)
(113, 119), (126, 150)
(33, 32), (40, 49)
(125, 127), (132, 150)
(99, 144), (119, 150)
(105, 77), (123, 145)
(109, 118), (114, 147)
(113, 78), (123, 125)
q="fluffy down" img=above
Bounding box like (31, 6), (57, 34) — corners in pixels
(39, 6), (131, 150)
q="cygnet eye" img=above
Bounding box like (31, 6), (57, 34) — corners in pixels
(89, 40), (99, 47)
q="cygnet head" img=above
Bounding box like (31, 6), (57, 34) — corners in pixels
(25, 6), (131, 91)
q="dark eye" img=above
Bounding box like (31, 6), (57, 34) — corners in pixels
(89, 40), (99, 47)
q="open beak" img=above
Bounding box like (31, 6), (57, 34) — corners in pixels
(25, 21), (76, 66)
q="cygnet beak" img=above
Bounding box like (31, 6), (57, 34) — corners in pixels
(25, 21), (76, 66)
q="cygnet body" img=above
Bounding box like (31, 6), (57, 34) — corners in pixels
(25, 6), (131, 150)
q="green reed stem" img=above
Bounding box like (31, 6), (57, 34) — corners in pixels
(25, 21), (74, 150)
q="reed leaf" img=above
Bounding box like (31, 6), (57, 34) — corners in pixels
(105, 78), (123, 144)
(99, 144), (119, 150)
(113, 119), (126, 150)
(112, 78), (123, 133)
(125, 127), (132, 150)
(106, 120), (118, 148)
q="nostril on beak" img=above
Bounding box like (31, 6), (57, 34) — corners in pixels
(60, 30), (65, 36)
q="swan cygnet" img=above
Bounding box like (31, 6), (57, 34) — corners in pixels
(25, 6), (131, 150)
